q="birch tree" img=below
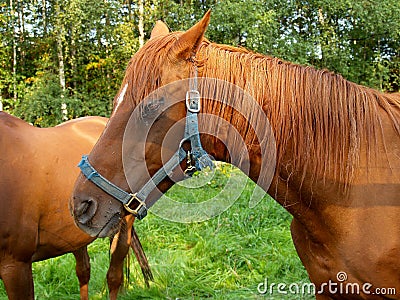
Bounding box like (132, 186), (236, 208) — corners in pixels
(54, 0), (67, 120)
(10, 0), (17, 102)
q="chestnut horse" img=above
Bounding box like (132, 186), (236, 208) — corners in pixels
(0, 112), (151, 300)
(71, 12), (400, 299)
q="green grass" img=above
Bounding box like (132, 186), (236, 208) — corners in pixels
(0, 164), (312, 299)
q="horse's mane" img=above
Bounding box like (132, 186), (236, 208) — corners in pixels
(120, 33), (400, 186)
(197, 41), (400, 185)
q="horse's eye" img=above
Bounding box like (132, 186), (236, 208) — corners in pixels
(141, 97), (165, 119)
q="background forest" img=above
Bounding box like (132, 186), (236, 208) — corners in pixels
(0, 0), (399, 126)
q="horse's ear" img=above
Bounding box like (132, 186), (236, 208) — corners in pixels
(150, 20), (170, 39)
(169, 10), (211, 60)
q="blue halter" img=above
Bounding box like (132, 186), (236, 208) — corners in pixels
(78, 70), (214, 220)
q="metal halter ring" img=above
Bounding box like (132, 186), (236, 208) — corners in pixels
(124, 193), (147, 216)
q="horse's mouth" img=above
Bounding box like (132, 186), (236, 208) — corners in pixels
(97, 214), (122, 238)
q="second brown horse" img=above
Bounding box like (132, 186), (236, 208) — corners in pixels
(0, 112), (151, 300)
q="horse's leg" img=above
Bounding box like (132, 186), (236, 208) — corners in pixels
(107, 215), (133, 300)
(0, 259), (34, 300)
(72, 246), (90, 300)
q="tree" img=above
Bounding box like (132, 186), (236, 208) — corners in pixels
(10, 0), (17, 102)
(0, 0), (398, 127)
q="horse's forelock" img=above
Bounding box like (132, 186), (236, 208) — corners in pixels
(121, 34), (179, 110)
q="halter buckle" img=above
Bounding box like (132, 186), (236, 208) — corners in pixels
(184, 150), (197, 176)
(186, 90), (201, 113)
(124, 193), (148, 219)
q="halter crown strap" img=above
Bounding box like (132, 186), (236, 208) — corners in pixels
(78, 64), (213, 219)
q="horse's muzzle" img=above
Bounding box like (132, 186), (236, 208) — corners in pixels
(71, 193), (122, 238)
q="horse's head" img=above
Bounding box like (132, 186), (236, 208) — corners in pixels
(70, 12), (213, 237)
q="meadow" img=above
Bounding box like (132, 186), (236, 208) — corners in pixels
(0, 164), (312, 299)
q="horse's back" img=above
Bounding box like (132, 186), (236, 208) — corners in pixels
(36, 116), (108, 189)
(0, 114), (107, 176)
(55, 116), (107, 137)
(0, 113), (107, 262)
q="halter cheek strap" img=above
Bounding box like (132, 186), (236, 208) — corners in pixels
(78, 66), (213, 220)
(78, 147), (186, 220)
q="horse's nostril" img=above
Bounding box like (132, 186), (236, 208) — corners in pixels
(75, 198), (98, 225)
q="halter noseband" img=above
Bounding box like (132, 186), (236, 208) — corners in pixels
(78, 65), (214, 220)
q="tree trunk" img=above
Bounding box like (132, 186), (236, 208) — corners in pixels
(70, 19), (77, 91)
(17, 1), (25, 37)
(56, 35), (65, 90)
(55, 1), (66, 91)
(317, 7), (325, 63)
(55, 1), (67, 121)
(42, 0), (47, 36)
(104, 0), (111, 91)
(17, 1), (25, 74)
(10, 0), (17, 102)
(127, 0), (132, 22)
(138, 0), (144, 48)
(70, 35), (77, 90)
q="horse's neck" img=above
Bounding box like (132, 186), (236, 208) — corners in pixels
(88, 101), (131, 186)
(198, 54), (349, 213)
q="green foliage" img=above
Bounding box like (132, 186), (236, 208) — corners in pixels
(0, 43), (12, 96)
(14, 72), (80, 126)
(0, 0), (399, 125)
(208, 0), (277, 54)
